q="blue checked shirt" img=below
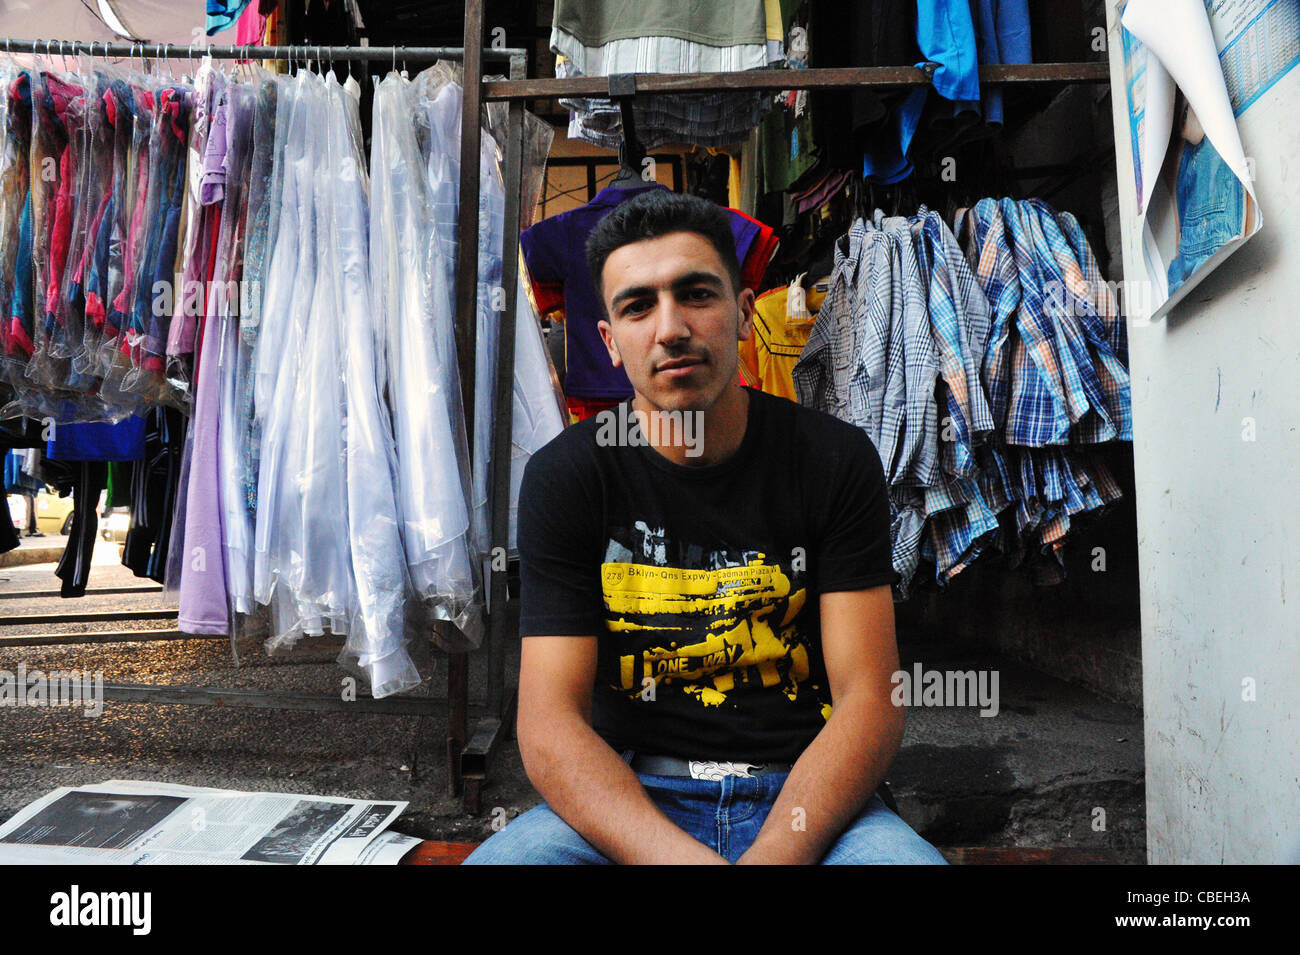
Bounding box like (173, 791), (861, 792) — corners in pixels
(1041, 204), (1133, 442)
(1021, 200), (1118, 444)
(913, 208), (995, 479)
(970, 199), (1020, 434)
(998, 198), (1077, 447)
(877, 215), (939, 490)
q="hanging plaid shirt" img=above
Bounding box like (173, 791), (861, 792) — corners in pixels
(1046, 205), (1133, 442)
(913, 207), (994, 479)
(877, 215), (938, 490)
(1021, 200), (1118, 444)
(969, 199), (1020, 434)
(998, 197), (1076, 447)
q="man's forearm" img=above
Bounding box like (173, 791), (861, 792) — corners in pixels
(738, 693), (903, 865)
(519, 713), (729, 865)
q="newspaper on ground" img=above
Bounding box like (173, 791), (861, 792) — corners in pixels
(0, 779), (413, 865)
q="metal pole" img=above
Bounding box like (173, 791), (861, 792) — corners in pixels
(0, 37), (524, 64)
(481, 61), (1113, 101)
(485, 59), (527, 717)
(447, 0), (487, 798)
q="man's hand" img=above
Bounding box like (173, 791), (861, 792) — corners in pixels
(517, 635), (730, 865)
(736, 585), (902, 865)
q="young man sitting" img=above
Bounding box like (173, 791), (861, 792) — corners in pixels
(465, 190), (946, 865)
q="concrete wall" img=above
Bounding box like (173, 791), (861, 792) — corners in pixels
(1104, 1), (1300, 864)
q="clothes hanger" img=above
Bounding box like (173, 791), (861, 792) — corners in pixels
(610, 97), (646, 189)
(801, 239), (835, 288)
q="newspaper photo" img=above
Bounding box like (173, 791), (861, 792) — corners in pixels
(1117, 0), (1267, 320)
(0, 780), (412, 865)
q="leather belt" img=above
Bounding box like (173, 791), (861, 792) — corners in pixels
(628, 753), (793, 779)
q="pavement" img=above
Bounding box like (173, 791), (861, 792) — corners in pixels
(0, 532), (69, 568)
(0, 542), (1146, 861)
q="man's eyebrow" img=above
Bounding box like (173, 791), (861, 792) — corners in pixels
(670, 271), (727, 292)
(608, 271), (727, 312)
(609, 284), (657, 312)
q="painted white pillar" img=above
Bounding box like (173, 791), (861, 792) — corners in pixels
(1104, 1), (1300, 863)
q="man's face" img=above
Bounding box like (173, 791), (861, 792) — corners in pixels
(596, 231), (754, 413)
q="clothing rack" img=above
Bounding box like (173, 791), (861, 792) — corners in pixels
(0, 35), (531, 809)
(0, 37), (523, 68)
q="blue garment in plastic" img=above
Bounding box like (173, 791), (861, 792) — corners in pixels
(48, 415), (145, 461)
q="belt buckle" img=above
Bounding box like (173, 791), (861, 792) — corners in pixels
(687, 760), (760, 780)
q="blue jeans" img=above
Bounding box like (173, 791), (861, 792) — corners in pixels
(1167, 134), (1247, 296)
(463, 772), (948, 865)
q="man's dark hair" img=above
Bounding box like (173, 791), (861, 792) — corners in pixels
(585, 190), (741, 308)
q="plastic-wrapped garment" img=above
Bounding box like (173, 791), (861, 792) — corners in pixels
(504, 269), (567, 554)
(471, 125), (505, 557)
(48, 70), (93, 369)
(178, 83), (255, 635)
(252, 72), (353, 640)
(276, 76), (351, 639)
(139, 86), (192, 402)
(414, 73), (504, 558)
(0, 66), (32, 388)
(466, 129), (565, 557)
(0, 61), (12, 365)
(219, 80), (275, 619)
(119, 83), (190, 405)
(25, 70), (84, 393)
(163, 59), (225, 403)
(324, 74), (419, 697)
(413, 65), (565, 558)
(233, 75), (278, 518)
(252, 72), (316, 609)
(58, 70), (115, 397)
(83, 76), (138, 382)
(417, 77), (505, 559)
(370, 72), (477, 635)
(77, 75), (127, 379)
(97, 79), (157, 412)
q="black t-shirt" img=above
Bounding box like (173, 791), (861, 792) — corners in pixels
(517, 387), (897, 763)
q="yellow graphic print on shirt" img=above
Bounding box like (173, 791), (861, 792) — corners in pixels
(601, 547), (812, 710)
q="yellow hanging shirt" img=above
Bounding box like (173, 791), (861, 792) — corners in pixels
(738, 284), (825, 402)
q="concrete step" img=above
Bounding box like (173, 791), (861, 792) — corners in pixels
(887, 644), (1144, 863)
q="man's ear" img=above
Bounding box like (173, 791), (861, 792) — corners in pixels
(736, 287), (756, 343)
(597, 317), (623, 368)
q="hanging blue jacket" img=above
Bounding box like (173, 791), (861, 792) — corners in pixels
(916, 0), (982, 102)
(956, 0), (1034, 126)
(865, 0), (987, 182)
